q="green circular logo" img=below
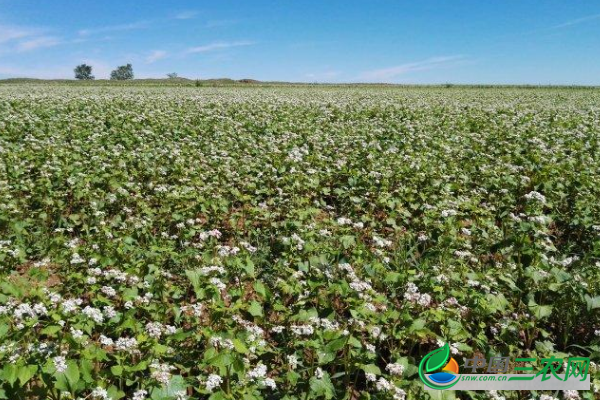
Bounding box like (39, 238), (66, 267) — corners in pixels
(419, 343), (460, 390)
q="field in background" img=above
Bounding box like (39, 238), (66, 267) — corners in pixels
(0, 84), (599, 399)
(2, 78), (600, 89)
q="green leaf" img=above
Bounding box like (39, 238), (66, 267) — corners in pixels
(208, 393), (227, 400)
(2, 364), (18, 386)
(398, 357), (418, 377)
(80, 359), (94, 383)
(208, 353), (233, 368)
(409, 318), (426, 332)
(111, 365), (123, 376)
(585, 295), (600, 310)
(254, 281), (268, 299)
(485, 293), (508, 313)
(325, 337), (347, 353)
(534, 305), (552, 319)
(40, 325), (62, 336)
(107, 385), (126, 400)
(0, 324), (8, 339)
(248, 301), (263, 317)
(232, 355), (245, 373)
(528, 300), (553, 319)
(151, 376), (187, 400)
(309, 372), (335, 399)
(184, 269), (202, 292)
(384, 272), (402, 283)
(54, 374), (69, 391)
(317, 350), (336, 364)
(430, 390), (457, 400)
(65, 361), (80, 387)
(17, 365), (37, 387)
(287, 370), (300, 386)
(309, 373), (335, 399)
(232, 338), (249, 354)
(152, 344), (170, 355)
(340, 235), (355, 249)
(243, 259), (255, 277)
(361, 364), (381, 375)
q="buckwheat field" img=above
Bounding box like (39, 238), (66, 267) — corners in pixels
(0, 84), (599, 400)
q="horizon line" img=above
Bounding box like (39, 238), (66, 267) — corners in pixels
(0, 77), (599, 88)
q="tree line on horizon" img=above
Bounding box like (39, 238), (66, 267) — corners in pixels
(74, 64), (179, 80)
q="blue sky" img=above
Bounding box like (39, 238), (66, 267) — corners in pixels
(0, 0), (599, 84)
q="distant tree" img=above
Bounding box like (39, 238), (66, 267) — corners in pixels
(166, 72), (178, 79)
(110, 64), (134, 80)
(74, 64), (94, 80)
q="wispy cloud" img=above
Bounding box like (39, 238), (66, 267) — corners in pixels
(145, 50), (167, 64)
(358, 56), (465, 81)
(0, 25), (37, 44)
(552, 13), (600, 29)
(186, 40), (255, 54)
(17, 36), (61, 52)
(0, 24), (66, 54)
(173, 11), (198, 20)
(78, 21), (150, 36)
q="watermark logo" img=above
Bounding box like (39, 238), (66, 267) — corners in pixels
(418, 343), (460, 389)
(419, 344), (590, 391)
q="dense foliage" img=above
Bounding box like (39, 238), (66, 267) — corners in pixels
(0, 85), (599, 400)
(73, 65), (95, 81)
(110, 65), (134, 81)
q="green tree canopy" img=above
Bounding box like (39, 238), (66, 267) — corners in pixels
(73, 64), (94, 80)
(110, 64), (134, 80)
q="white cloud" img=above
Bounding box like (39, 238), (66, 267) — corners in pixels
(553, 13), (600, 29)
(358, 56), (464, 81)
(173, 11), (198, 20)
(186, 41), (255, 54)
(0, 24), (71, 54)
(145, 50), (167, 64)
(78, 21), (150, 36)
(17, 36), (61, 52)
(0, 25), (37, 44)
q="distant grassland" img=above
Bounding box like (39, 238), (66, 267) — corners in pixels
(1, 77), (599, 89)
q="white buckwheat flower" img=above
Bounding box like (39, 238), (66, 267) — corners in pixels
(53, 356), (67, 373)
(92, 387), (111, 400)
(205, 374), (223, 392)
(82, 306), (104, 324)
(315, 367), (324, 379)
(386, 363), (405, 376)
(247, 364), (267, 381)
(132, 390), (148, 400)
(524, 191), (546, 204)
(287, 354), (298, 369)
